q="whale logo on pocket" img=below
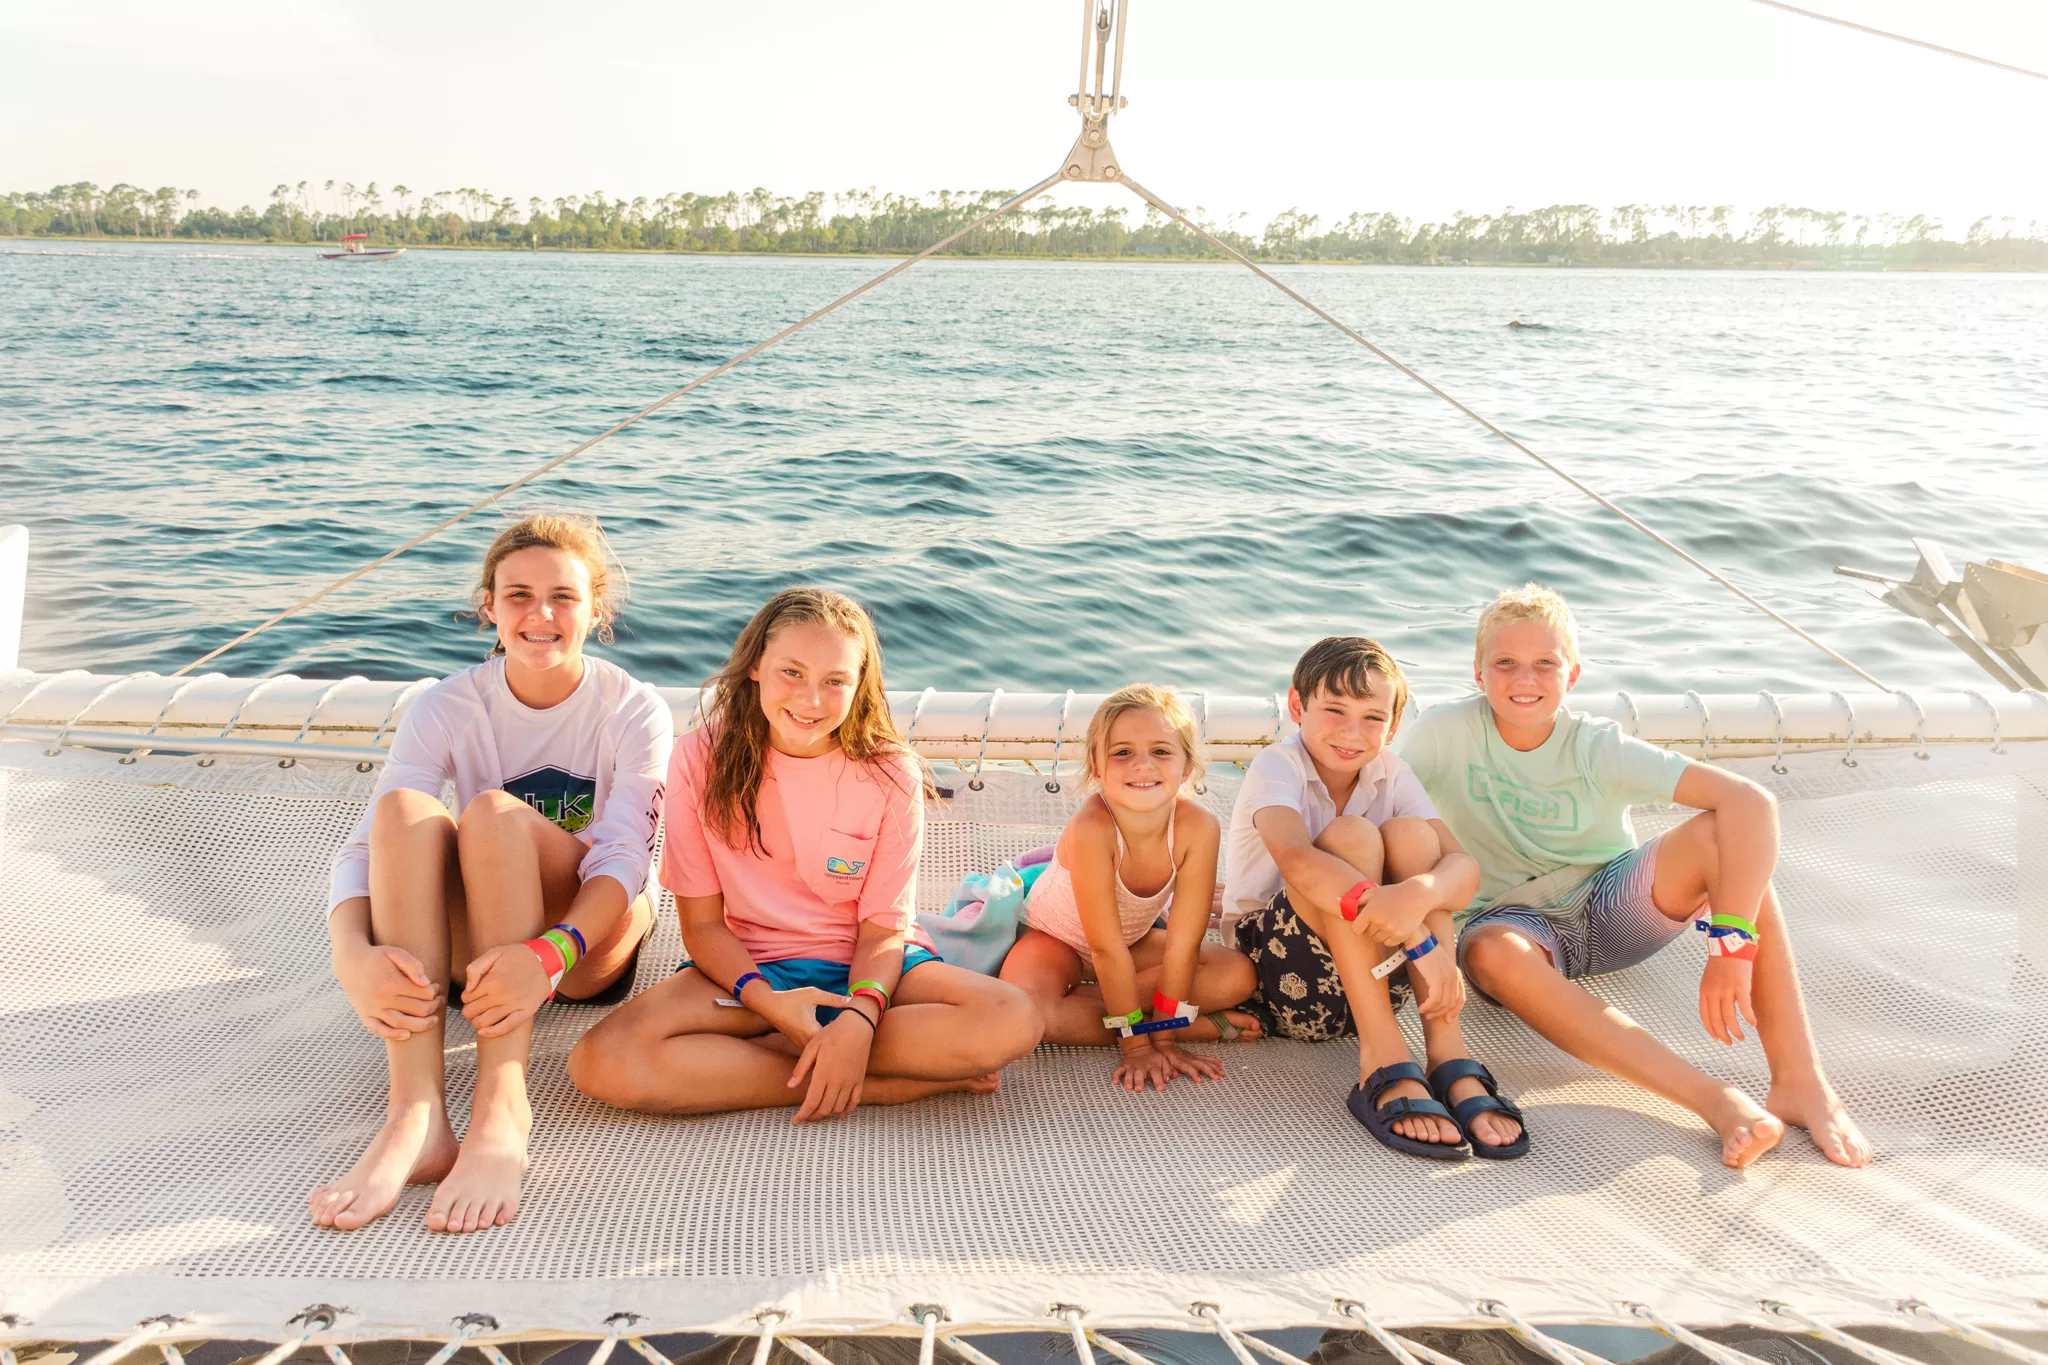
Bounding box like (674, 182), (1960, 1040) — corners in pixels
(826, 856), (868, 876)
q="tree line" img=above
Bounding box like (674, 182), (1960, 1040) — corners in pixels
(7, 179), (2048, 268)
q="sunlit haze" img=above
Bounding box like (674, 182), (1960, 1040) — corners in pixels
(4, 0), (2046, 233)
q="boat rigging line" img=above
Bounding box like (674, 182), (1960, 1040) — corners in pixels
(178, 0), (1892, 691)
(1747, 0), (2048, 84)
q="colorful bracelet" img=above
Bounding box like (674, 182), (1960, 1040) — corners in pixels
(732, 970), (768, 1004)
(849, 978), (891, 1007)
(1130, 1015), (1192, 1036)
(1405, 933), (1439, 961)
(1706, 927), (1759, 961)
(521, 925), (583, 997)
(849, 985), (890, 1019)
(1338, 879), (1378, 922)
(1709, 912), (1759, 938)
(1102, 1008), (1145, 1037)
(1369, 947), (1408, 981)
(1150, 990), (1201, 1023)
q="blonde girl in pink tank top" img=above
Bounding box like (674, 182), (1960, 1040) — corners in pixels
(999, 685), (1263, 1092)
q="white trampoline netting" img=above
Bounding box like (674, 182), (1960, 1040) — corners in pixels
(1, 737), (2045, 1342)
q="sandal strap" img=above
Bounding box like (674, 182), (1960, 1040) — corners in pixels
(1375, 1095), (1458, 1124)
(1365, 1061), (1429, 1105)
(1427, 1057), (1499, 1100)
(1204, 1011), (1242, 1042)
(1448, 1091), (1524, 1127)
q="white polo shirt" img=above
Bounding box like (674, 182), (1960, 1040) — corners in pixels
(1221, 732), (1439, 932)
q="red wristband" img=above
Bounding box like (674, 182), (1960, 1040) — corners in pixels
(1339, 879), (1378, 922)
(849, 985), (890, 1017)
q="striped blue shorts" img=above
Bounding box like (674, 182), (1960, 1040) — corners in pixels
(1457, 837), (1686, 997)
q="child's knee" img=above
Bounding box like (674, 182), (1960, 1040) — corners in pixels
(1314, 815), (1385, 878)
(964, 981), (1043, 1067)
(1461, 925), (1532, 986)
(1203, 947), (1256, 1003)
(566, 1028), (626, 1105)
(371, 786), (450, 837)
(1380, 816), (1441, 881)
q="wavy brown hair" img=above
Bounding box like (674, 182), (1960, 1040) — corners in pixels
(699, 587), (909, 854)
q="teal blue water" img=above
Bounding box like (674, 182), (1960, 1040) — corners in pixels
(4, 239), (2045, 694)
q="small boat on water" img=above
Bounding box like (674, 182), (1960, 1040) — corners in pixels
(317, 232), (404, 261)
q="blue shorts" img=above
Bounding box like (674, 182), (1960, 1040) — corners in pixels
(679, 945), (942, 1021)
(1457, 838), (1686, 1001)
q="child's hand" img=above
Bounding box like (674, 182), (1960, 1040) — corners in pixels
(336, 942), (443, 1040)
(462, 943), (553, 1038)
(1699, 957), (1758, 1044)
(747, 985), (849, 1045)
(1348, 879), (1431, 945)
(1111, 1042), (1181, 1093)
(1407, 939), (1464, 1021)
(1153, 1039), (1226, 1083)
(789, 1011), (874, 1122)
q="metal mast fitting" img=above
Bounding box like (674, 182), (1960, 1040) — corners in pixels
(1064, 0), (1129, 181)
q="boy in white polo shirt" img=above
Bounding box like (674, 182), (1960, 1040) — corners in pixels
(1398, 584), (1870, 1170)
(1224, 636), (1524, 1161)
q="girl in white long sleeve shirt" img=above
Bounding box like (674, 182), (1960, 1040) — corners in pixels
(309, 514), (671, 1238)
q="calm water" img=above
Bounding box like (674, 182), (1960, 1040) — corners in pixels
(4, 240), (2045, 696)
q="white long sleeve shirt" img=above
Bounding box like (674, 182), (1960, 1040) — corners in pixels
(326, 656), (673, 911)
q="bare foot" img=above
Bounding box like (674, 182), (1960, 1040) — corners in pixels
(1768, 1079), (1872, 1168)
(861, 1072), (1003, 1106)
(1186, 1009), (1264, 1042)
(1705, 1088), (1785, 1169)
(310, 1101), (458, 1231)
(427, 1105), (531, 1234)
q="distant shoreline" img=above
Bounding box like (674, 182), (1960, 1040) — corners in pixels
(4, 234), (2029, 272)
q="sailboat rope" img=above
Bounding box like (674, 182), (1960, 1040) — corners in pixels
(1749, 0), (2048, 83)
(179, 0), (1892, 690)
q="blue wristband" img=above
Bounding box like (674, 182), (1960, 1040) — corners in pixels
(1130, 1015), (1194, 1036)
(1404, 933), (1440, 961)
(554, 923), (587, 958)
(732, 970), (768, 1004)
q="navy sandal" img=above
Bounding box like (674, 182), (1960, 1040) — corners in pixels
(1427, 1058), (1530, 1160)
(1347, 1062), (1472, 1162)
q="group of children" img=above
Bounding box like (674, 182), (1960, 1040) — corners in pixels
(308, 513), (1870, 1237)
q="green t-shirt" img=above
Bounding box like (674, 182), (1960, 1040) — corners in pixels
(1395, 693), (1691, 912)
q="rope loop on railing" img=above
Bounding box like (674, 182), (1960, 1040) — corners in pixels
(967, 688), (1003, 791)
(1683, 689), (1713, 763)
(1898, 689), (1930, 760)
(200, 673), (301, 766)
(50, 672), (158, 756)
(1615, 690), (1640, 738)
(1759, 690), (1789, 773)
(282, 675), (369, 767)
(1961, 690), (2007, 755)
(1271, 691), (1286, 742)
(1828, 690), (1860, 767)
(1194, 692), (1211, 794)
(0, 668), (90, 728)
(365, 678), (435, 771)
(1047, 688), (1075, 792)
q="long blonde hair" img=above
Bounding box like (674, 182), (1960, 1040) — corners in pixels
(471, 513), (625, 655)
(1083, 683), (1207, 795)
(699, 587), (907, 854)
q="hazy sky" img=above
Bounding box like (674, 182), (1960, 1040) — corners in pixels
(5, 0), (2046, 231)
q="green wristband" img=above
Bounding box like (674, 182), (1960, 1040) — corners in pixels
(1709, 913), (1759, 937)
(848, 978), (891, 1004)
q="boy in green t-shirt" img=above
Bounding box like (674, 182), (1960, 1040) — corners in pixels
(1398, 584), (1870, 1170)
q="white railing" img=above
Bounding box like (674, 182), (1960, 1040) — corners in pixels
(1, 667), (2044, 766)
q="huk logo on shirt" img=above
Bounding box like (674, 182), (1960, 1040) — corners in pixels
(505, 766), (597, 834)
(1467, 765), (1579, 832)
(825, 856), (868, 877)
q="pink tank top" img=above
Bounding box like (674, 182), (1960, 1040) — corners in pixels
(1023, 805), (1176, 959)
